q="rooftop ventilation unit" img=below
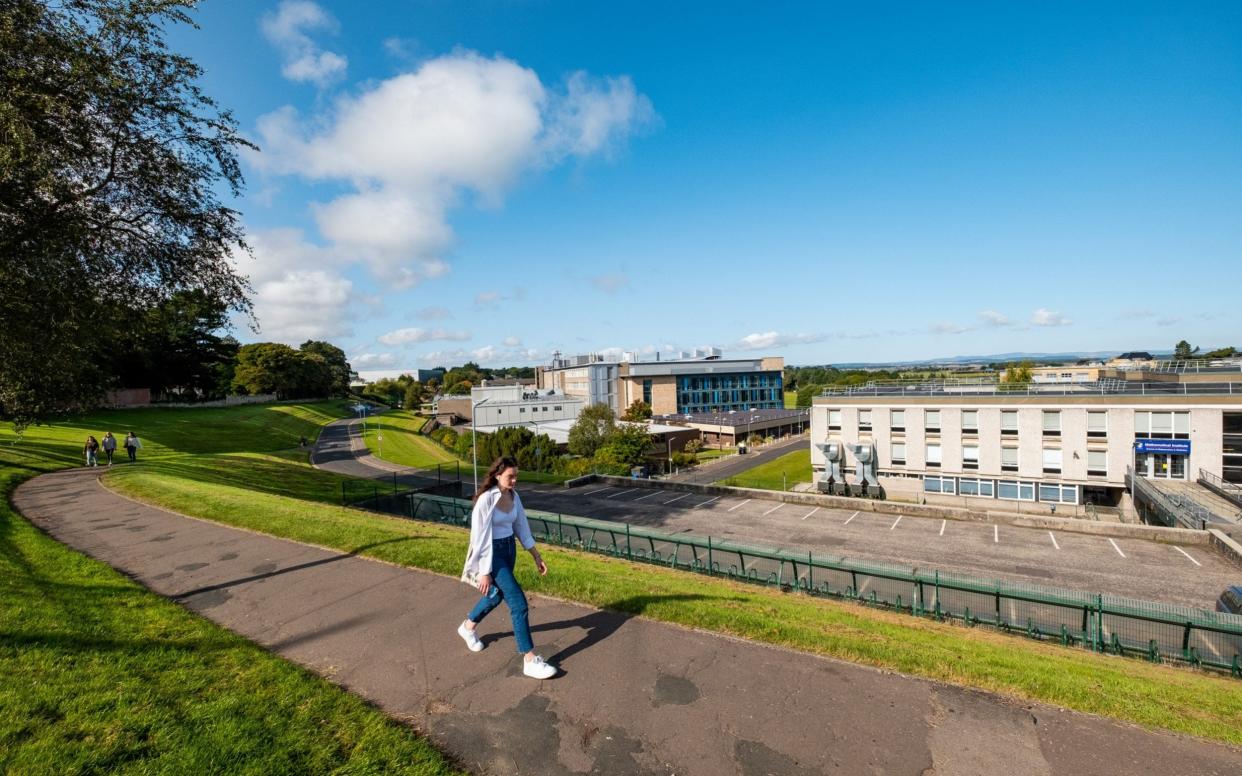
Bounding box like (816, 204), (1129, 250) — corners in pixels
(816, 442), (848, 496)
(849, 442), (882, 498)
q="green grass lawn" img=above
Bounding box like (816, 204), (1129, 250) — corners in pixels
(357, 410), (569, 484)
(0, 402), (464, 775)
(784, 391), (797, 409)
(102, 458), (1242, 748)
(694, 448), (735, 462)
(716, 448), (812, 490)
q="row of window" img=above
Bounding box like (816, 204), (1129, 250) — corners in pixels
(923, 475), (1079, 504)
(892, 443), (1108, 476)
(508, 405), (563, 414)
(827, 409), (1189, 440)
(677, 373), (782, 391)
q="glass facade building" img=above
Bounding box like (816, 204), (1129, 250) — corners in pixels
(676, 371), (784, 414)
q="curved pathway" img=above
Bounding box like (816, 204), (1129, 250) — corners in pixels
(11, 460), (1242, 773)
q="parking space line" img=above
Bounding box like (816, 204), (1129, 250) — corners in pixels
(727, 499), (751, 512)
(890, 515), (902, 530)
(1201, 634), (1223, 659)
(762, 503), (785, 517)
(1174, 546), (1202, 567)
(694, 496), (721, 508)
(939, 519), (946, 536)
(662, 493), (690, 505)
(584, 487), (612, 496)
(843, 511), (859, 525)
(606, 489), (638, 499)
(801, 507), (820, 520)
(633, 491), (662, 502)
(1108, 538), (1126, 558)
(1048, 531), (1060, 550)
(993, 525), (999, 543)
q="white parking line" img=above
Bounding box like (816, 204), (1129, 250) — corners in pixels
(694, 496), (721, 508)
(843, 511), (859, 525)
(939, 519), (946, 536)
(993, 525), (999, 543)
(662, 493), (690, 505)
(1048, 531), (1060, 550)
(1200, 634), (1223, 659)
(1108, 538), (1126, 558)
(801, 507), (820, 520)
(633, 491), (662, 502)
(890, 515), (902, 530)
(727, 499), (751, 512)
(762, 503), (785, 517)
(606, 488), (638, 499)
(1174, 546), (1202, 567)
(584, 487), (612, 496)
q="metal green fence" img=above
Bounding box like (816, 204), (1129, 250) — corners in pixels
(340, 462), (463, 506)
(360, 491), (1242, 677)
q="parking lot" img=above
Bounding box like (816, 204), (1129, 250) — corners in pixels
(518, 483), (1241, 611)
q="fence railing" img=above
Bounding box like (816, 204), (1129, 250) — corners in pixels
(340, 462), (463, 506)
(1198, 468), (1242, 513)
(820, 380), (1240, 398)
(352, 490), (1242, 677)
(1127, 467), (1216, 530)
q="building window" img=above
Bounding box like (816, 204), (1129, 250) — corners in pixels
(827, 409), (841, 430)
(1135, 411), (1191, 440)
(962, 444), (979, 470)
(1087, 411), (1107, 438)
(1042, 447), (1062, 474)
(926, 443), (942, 468)
(925, 409), (940, 433)
(924, 475), (955, 494)
(1039, 483), (1078, 504)
(997, 480), (1036, 501)
(1042, 410), (1061, 437)
(890, 442), (906, 466)
(891, 409), (905, 432)
(642, 379), (652, 406)
(1001, 410), (1018, 436)
(958, 477), (995, 497)
(859, 409), (872, 431)
(1087, 449), (1107, 477)
(1224, 411), (1242, 483)
(519, 407), (526, 413)
(554, 406), (562, 411)
(961, 410), (978, 433)
(542, 406), (548, 412)
(1001, 446), (1018, 472)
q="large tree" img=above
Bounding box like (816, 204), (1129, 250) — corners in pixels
(0, 0), (252, 426)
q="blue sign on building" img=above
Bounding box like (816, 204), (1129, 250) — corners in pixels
(1134, 438), (1191, 455)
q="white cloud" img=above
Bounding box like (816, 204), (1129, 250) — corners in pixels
(261, 1), (347, 87)
(475, 291), (502, 308)
(350, 352), (397, 369)
(1156, 316), (1182, 327)
(502, 336), (522, 347)
(231, 229), (355, 343)
(251, 50), (654, 291)
(1031, 308), (1073, 327)
(377, 327), (472, 346)
(930, 321), (970, 335)
(590, 274), (630, 294)
(733, 331), (825, 351)
(416, 306), (453, 320)
(978, 310), (1010, 327)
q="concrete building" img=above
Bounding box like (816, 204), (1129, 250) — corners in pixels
(654, 408), (811, 448)
(538, 349), (785, 415)
(435, 385), (584, 426)
(810, 361), (1242, 516)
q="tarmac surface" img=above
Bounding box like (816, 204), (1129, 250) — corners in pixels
(14, 425), (1242, 774)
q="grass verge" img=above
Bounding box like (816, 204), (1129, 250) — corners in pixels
(105, 455), (1242, 748)
(716, 448), (812, 490)
(1, 403), (464, 775)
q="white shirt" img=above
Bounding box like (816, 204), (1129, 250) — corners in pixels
(461, 487), (536, 578)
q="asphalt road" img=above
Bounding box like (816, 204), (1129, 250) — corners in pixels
(666, 434), (809, 484)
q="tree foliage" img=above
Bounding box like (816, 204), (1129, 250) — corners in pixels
(621, 399), (652, 421)
(1173, 340), (1200, 360)
(0, 0), (252, 426)
(231, 342), (344, 400)
(567, 404), (616, 457)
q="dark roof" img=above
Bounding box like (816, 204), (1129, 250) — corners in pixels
(1116, 351), (1154, 360)
(652, 408), (810, 428)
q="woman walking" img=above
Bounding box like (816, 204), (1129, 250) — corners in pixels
(83, 436), (99, 467)
(458, 456), (557, 679)
(101, 432), (117, 465)
(124, 431), (142, 462)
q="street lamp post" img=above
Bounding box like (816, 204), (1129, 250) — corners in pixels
(471, 398), (490, 494)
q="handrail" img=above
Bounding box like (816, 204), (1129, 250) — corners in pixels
(1198, 468), (1242, 514)
(1127, 466), (1214, 530)
(819, 380), (1239, 398)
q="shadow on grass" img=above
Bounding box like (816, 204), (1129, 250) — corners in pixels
(109, 455), (350, 504)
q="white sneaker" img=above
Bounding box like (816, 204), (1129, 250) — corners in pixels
(457, 622), (483, 652)
(523, 654), (557, 679)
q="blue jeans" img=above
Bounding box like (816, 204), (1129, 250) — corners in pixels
(466, 536), (533, 654)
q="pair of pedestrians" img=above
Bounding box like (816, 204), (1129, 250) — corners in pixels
(83, 431), (141, 467)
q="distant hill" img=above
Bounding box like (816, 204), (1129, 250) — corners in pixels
(827, 350), (1174, 369)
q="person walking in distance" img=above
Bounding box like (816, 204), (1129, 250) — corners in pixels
(458, 456), (558, 679)
(124, 431), (142, 462)
(83, 436), (99, 467)
(101, 432), (118, 466)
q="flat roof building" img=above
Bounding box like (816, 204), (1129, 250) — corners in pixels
(538, 349), (786, 416)
(810, 360), (1242, 520)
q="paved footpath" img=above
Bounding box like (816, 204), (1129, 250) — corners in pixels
(14, 464), (1242, 775)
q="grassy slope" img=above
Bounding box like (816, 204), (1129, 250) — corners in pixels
(105, 455), (1242, 748)
(0, 402), (463, 775)
(717, 448), (812, 490)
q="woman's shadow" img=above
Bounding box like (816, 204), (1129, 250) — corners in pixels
(481, 593), (724, 669)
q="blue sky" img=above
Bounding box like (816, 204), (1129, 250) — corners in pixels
(172, 1), (1241, 376)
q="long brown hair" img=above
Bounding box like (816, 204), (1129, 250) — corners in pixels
(473, 456), (518, 501)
